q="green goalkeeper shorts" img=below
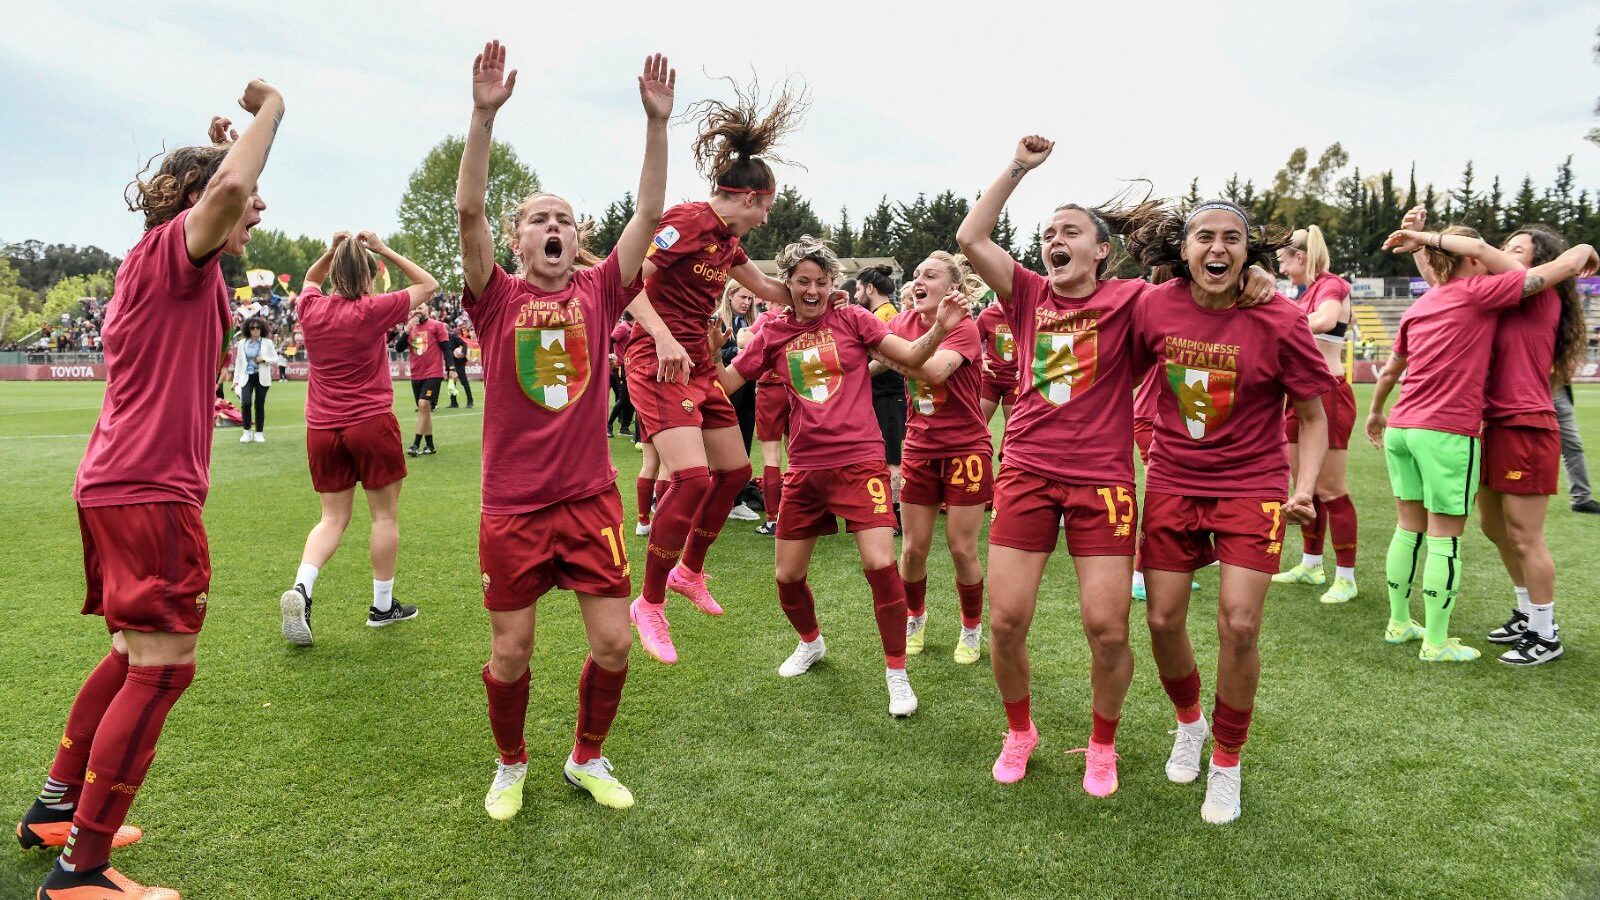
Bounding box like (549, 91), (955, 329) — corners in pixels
(1384, 426), (1481, 517)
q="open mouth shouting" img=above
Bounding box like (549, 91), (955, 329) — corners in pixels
(1202, 260), (1230, 279)
(1049, 249), (1071, 274)
(542, 236), (564, 267)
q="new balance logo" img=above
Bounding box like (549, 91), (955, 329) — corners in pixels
(1505, 470), (1524, 480)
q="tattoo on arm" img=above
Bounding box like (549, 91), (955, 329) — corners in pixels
(1523, 273), (1545, 296)
(1009, 162), (1025, 180)
(481, 116), (493, 135)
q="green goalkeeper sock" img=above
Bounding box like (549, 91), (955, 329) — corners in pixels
(1422, 535), (1462, 646)
(1385, 528), (1423, 625)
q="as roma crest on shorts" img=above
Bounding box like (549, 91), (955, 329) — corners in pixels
(907, 377), (946, 416)
(993, 325), (1015, 362)
(1031, 329), (1098, 405)
(515, 324), (590, 412)
(1166, 362), (1235, 439)
(786, 343), (843, 404)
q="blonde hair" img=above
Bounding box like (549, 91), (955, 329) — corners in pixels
(1422, 225), (1482, 283)
(327, 239), (379, 300)
(898, 282), (915, 312)
(923, 251), (987, 301)
(1289, 224), (1331, 280)
(718, 280), (757, 329)
(775, 234), (841, 281)
(503, 192), (602, 274)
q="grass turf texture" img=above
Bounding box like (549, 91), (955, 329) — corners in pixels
(2, 380), (1599, 899)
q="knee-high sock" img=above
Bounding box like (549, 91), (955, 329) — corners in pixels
(777, 579), (820, 642)
(1422, 535), (1463, 646)
(1159, 667), (1203, 725)
(634, 477), (654, 524)
(482, 666), (530, 766)
(61, 663), (193, 873)
(1385, 528), (1423, 624)
(642, 467), (712, 604)
(865, 564), (908, 668)
(1210, 696), (1253, 767)
(681, 464), (751, 573)
(1301, 497), (1327, 555)
(762, 466), (783, 523)
(904, 577), (928, 617)
(957, 579), (984, 628)
(573, 657), (627, 764)
(45, 650), (130, 808)
(1326, 494), (1358, 568)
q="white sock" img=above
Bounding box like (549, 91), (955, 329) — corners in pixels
(1335, 565), (1355, 582)
(886, 667), (907, 679)
(373, 579), (394, 613)
(1514, 586), (1531, 616)
(1529, 602), (1555, 640)
(1133, 570), (1146, 591)
(295, 563), (319, 597)
(1301, 553), (1323, 569)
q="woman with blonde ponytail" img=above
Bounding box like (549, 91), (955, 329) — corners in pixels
(1271, 224), (1362, 603)
(877, 252), (993, 666)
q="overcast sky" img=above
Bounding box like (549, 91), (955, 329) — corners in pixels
(3, 0), (1597, 257)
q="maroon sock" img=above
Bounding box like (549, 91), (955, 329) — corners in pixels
(1302, 496), (1327, 555)
(776, 579), (820, 642)
(47, 650), (130, 806)
(654, 478), (668, 510)
(62, 663), (193, 873)
(761, 465), (783, 523)
(1210, 695), (1254, 767)
(680, 464), (750, 573)
(956, 579), (984, 628)
(865, 563), (908, 668)
(642, 467), (711, 604)
(482, 665), (530, 766)
(634, 477), (654, 524)
(1327, 493), (1359, 568)
(1159, 667), (1204, 724)
(904, 576), (928, 617)
(573, 657), (627, 764)
(1003, 695), (1032, 733)
(1091, 710), (1119, 746)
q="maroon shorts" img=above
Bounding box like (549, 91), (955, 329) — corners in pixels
(78, 502), (210, 634)
(626, 350), (739, 441)
(755, 382), (789, 443)
(901, 453), (994, 507)
(1140, 492), (1287, 574)
(306, 413), (407, 493)
(1285, 380), (1356, 450)
(989, 466), (1137, 556)
(479, 488), (631, 609)
(980, 378), (1019, 407)
(1482, 422), (1560, 495)
(1133, 420), (1155, 467)
(777, 461), (898, 539)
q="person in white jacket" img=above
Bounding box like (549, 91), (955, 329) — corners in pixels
(232, 316), (278, 442)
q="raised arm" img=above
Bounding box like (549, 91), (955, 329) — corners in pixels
(302, 232), (349, 290)
(1522, 244), (1599, 296)
(728, 261), (797, 308)
(186, 80), (284, 261)
(1385, 230), (1597, 293)
(612, 54), (674, 283)
(1399, 206), (1438, 286)
(957, 135), (1053, 300)
(457, 40), (518, 298)
(360, 231), (439, 310)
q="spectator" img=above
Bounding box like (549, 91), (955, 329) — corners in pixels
(231, 316), (278, 443)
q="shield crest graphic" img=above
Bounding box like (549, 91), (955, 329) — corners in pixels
(515, 324), (590, 411)
(786, 343), (843, 404)
(994, 325), (1015, 362)
(907, 377), (946, 417)
(1031, 329), (1098, 406)
(1166, 362), (1235, 439)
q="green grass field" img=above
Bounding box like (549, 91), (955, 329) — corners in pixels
(2, 380), (1599, 899)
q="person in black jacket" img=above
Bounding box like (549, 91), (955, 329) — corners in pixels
(718, 282), (762, 521)
(444, 327), (474, 408)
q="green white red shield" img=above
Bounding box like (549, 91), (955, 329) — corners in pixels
(993, 325), (1015, 362)
(907, 377), (946, 416)
(515, 324), (590, 411)
(786, 344), (843, 404)
(1031, 329), (1098, 405)
(1165, 362), (1235, 439)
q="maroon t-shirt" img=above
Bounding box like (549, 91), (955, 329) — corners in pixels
(464, 253), (642, 514)
(1390, 271), (1526, 436)
(76, 209), (229, 509)
(1133, 279), (1336, 499)
(407, 318), (449, 380)
(1003, 263), (1144, 487)
(976, 303), (1018, 387)
(732, 304), (890, 470)
(890, 310), (990, 459)
(631, 201), (750, 369)
(1484, 287), (1559, 425)
(298, 285), (412, 429)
